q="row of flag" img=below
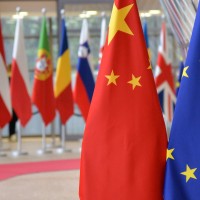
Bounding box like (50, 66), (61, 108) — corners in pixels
(0, 8), (180, 130)
(79, 0), (200, 199)
(0, 15), (97, 129)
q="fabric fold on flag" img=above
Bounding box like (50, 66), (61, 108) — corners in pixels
(10, 16), (32, 126)
(73, 19), (95, 121)
(155, 22), (176, 122)
(54, 18), (74, 124)
(164, 3), (200, 200)
(32, 17), (55, 126)
(0, 20), (11, 128)
(79, 1), (167, 199)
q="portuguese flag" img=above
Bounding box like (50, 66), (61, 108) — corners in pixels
(32, 16), (55, 126)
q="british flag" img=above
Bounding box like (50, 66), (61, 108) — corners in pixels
(155, 22), (176, 122)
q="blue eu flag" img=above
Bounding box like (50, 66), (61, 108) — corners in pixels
(164, 3), (200, 200)
(176, 60), (184, 96)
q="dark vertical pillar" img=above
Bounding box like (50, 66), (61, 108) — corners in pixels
(56, 0), (65, 46)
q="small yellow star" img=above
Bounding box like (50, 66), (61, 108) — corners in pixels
(176, 81), (180, 88)
(181, 165), (197, 182)
(128, 74), (142, 90)
(166, 148), (175, 160)
(108, 3), (134, 44)
(147, 64), (152, 70)
(105, 70), (120, 86)
(182, 66), (189, 78)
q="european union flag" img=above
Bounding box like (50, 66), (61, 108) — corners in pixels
(176, 60), (184, 96)
(164, 3), (200, 200)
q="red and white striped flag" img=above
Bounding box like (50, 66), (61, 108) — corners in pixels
(0, 20), (11, 128)
(98, 15), (107, 65)
(10, 16), (32, 126)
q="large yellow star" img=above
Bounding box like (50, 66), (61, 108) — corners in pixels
(166, 148), (175, 161)
(128, 74), (142, 90)
(181, 165), (197, 182)
(182, 66), (189, 78)
(105, 70), (120, 86)
(108, 3), (134, 44)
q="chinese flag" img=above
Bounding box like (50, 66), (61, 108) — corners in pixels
(79, 0), (167, 200)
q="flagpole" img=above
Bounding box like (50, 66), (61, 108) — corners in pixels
(37, 8), (53, 155)
(10, 7), (28, 157)
(0, 129), (6, 157)
(55, 9), (71, 154)
(56, 124), (71, 153)
(12, 121), (28, 157)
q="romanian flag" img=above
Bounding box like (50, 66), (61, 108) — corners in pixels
(54, 18), (73, 124)
(164, 3), (200, 199)
(11, 16), (32, 126)
(73, 19), (95, 121)
(79, 0), (167, 199)
(32, 17), (55, 126)
(155, 22), (176, 122)
(0, 19), (11, 128)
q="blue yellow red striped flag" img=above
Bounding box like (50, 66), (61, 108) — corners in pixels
(54, 18), (73, 124)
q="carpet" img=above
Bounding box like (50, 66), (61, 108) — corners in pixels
(0, 159), (80, 181)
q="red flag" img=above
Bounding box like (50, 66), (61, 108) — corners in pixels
(79, 1), (167, 200)
(11, 17), (32, 126)
(0, 20), (11, 128)
(32, 17), (55, 126)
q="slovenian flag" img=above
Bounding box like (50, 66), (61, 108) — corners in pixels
(10, 15), (32, 126)
(0, 19), (11, 128)
(73, 19), (95, 121)
(54, 18), (74, 124)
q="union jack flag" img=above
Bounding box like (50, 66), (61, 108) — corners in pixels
(155, 22), (176, 122)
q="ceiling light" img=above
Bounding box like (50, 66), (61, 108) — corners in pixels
(140, 12), (152, 18)
(79, 13), (90, 18)
(86, 11), (98, 15)
(12, 11), (28, 19)
(149, 10), (161, 15)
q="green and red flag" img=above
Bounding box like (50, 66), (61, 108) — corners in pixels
(79, 0), (167, 199)
(32, 17), (55, 126)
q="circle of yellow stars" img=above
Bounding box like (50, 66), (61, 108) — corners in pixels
(166, 148), (197, 183)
